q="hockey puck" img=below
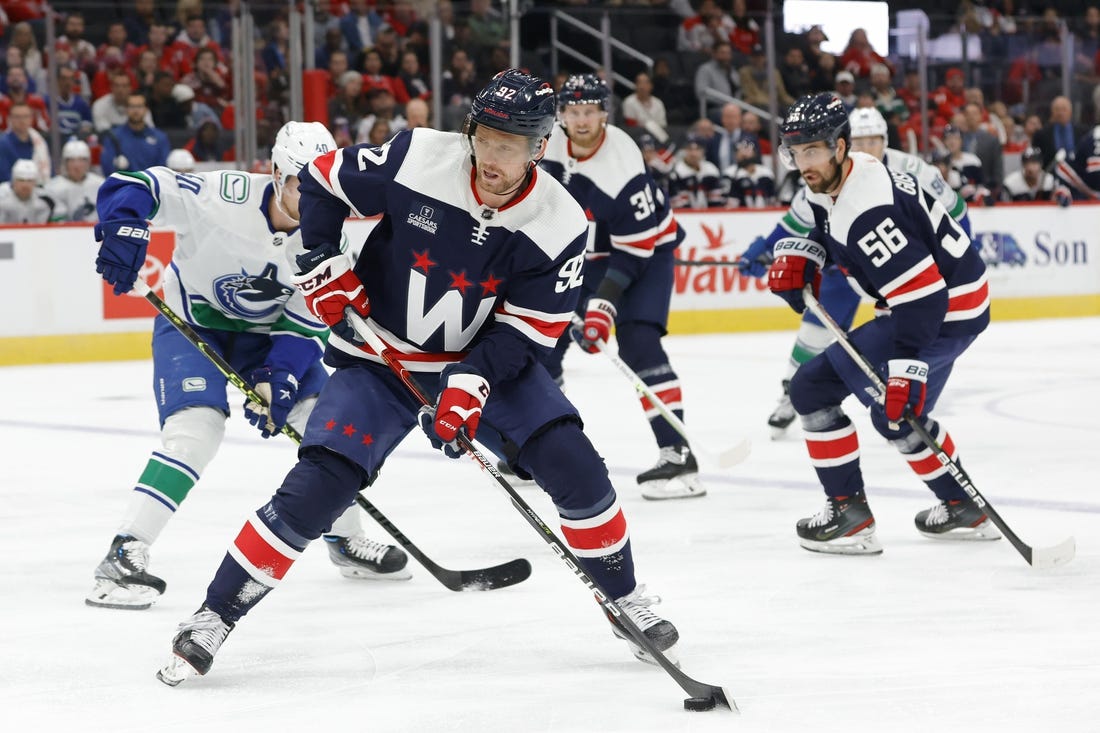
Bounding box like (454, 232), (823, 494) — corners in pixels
(683, 696), (716, 711)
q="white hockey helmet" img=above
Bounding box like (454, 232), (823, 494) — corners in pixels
(166, 148), (196, 172)
(271, 120), (337, 190)
(11, 159), (38, 181)
(848, 107), (888, 141)
(62, 139), (91, 160)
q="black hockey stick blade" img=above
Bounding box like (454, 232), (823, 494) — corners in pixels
(355, 495), (531, 591)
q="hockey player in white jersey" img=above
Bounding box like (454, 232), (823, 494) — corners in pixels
(739, 107), (972, 438)
(0, 158), (63, 223)
(87, 121), (410, 611)
(43, 140), (104, 222)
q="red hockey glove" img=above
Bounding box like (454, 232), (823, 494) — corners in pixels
(884, 358), (928, 422)
(767, 237), (826, 314)
(292, 250), (369, 342)
(418, 365), (490, 458)
(575, 298), (616, 354)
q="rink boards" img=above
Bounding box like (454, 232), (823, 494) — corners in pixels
(2, 203), (1098, 365)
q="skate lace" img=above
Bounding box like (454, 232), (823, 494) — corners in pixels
(120, 540), (151, 572)
(807, 500), (836, 528)
(616, 584), (664, 632)
(180, 610), (230, 655)
(924, 502), (951, 526)
(345, 535), (391, 564)
(650, 446), (686, 470)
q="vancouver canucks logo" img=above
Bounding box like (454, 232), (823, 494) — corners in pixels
(212, 262), (293, 319)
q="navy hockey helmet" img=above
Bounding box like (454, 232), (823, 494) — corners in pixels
(468, 68), (556, 141)
(557, 73), (610, 111)
(779, 93), (851, 165)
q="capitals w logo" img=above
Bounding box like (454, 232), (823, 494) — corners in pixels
(405, 271), (496, 350)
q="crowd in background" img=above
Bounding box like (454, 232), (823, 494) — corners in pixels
(0, 0), (1095, 224)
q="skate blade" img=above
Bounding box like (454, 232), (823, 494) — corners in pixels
(85, 579), (160, 610)
(769, 424), (791, 440)
(611, 627), (681, 668)
(918, 518), (1003, 542)
(336, 565), (413, 581)
(640, 477), (707, 501)
(799, 529), (883, 555)
(156, 655), (199, 687)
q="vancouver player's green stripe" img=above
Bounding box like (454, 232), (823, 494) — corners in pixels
(115, 170), (161, 219)
(136, 458), (196, 506)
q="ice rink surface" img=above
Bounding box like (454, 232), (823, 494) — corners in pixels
(2, 317), (1097, 732)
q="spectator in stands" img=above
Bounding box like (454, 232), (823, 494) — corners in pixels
(373, 23), (404, 78)
(123, 0), (168, 47)
(58, 11), (98, 78)
(839, 27), (893, 81)
(45, 139), (104, 222)
(181, 47), (231, 115)
(328, 70), (367, 143)
(441, 47), (478, 130)
(134, 49), (161, 98)
(341, 0), (384, 64)
(932, 67), (967, 120)
(738, 43), (794, 112)
(398, 50), (430, 101)
(315, 27), (346, 71)
(184, 117), (232, 162)
(384, 0), (419, 37)
(167, 148), (196, 172)
(0, 159), (61, 223)
(638, 132), (674, 192)
(146, 72), (185, 129)
(94, 71), (136, 132)
(869, 63), (906, 123)
(942, 124), (990, 205)
(694, 40), (740, 118)
(1001, 145), (1056, 201)
(896, 68), (923, 120)
(965, 88), (1005, 142)
(802, 24), (836, 93)
(705, 102), (752, 172)
(100, 93), (170, 176)
(1032, 96), (1086, 168)
(404, 20), (432, 68)
(961, 101), (1004, 194)
(8, 22), (45, 92)
(466, 0), (507, 54)
(668, 133), (725, 209)
(729, 0), (761, 57)
(621, 71), (668, 142)
(0, 104), (48, 183)
(741, 111), (771, 154)
(677, 0), (735, 54)
(97, 23), (137, 74)
(405, 97), (431, 129)
(366, 118), (392, 146)
(261, 17), (290, 77)
(361, 49), (410, 105)
(1, 66), (49, 132)
(723, 137), (775, 208)
(779, 46), (812, 100)
(47, 66), (93, 139)
(170, 15), (227, 70)
(355, 87), (407, 143)
(834, 71), (857, 110)
(324, 50), (350, 98)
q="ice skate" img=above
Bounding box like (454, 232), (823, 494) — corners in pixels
(637, 444), (706, 500)
(85, 534), (167, 610)
(324, 534), (412, 580)
(768, 379), (797, 439)
(157, 605), (235, 686)
(915, 499), (1002, 541)
(797, 493), (882, 555)
(605, 584), (680, 666)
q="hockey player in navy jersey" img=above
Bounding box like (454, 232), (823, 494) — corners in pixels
(1052, 125), (1100, 204)
(87, 121), (409, 611)
(539, 73), (704, 501)
(766, 93), (999, 554)
(156, 69), (682, 686)
(740, 106), (972, 439)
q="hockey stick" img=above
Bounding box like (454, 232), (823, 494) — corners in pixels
(569, 315), (751, 469)
(344, 309), (737, 712)
(130, 278), (531, 591)
(802, 287), (1075, 569)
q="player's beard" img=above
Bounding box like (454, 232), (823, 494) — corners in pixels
(805, 158), (844, 195)
(476, 162), (529, 199)
(567, 124), (603, 150)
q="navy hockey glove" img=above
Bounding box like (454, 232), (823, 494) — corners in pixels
(243, 367), (299, 438)
(767, 236), (826, 314)
(419, 364), (490, 458)
(574, 298), (616, 354)
(292, 247), (369, 342)
(884, 358), (928, 422)
(94, 218), (152, 295)
(736, 235), (773, 279)
(1054, 185), (1073, 208)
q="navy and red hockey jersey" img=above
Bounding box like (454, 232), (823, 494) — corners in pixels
(539, 124), (682, 290)
(296, 128), (590, 387)
(805, 152), (990, 359)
